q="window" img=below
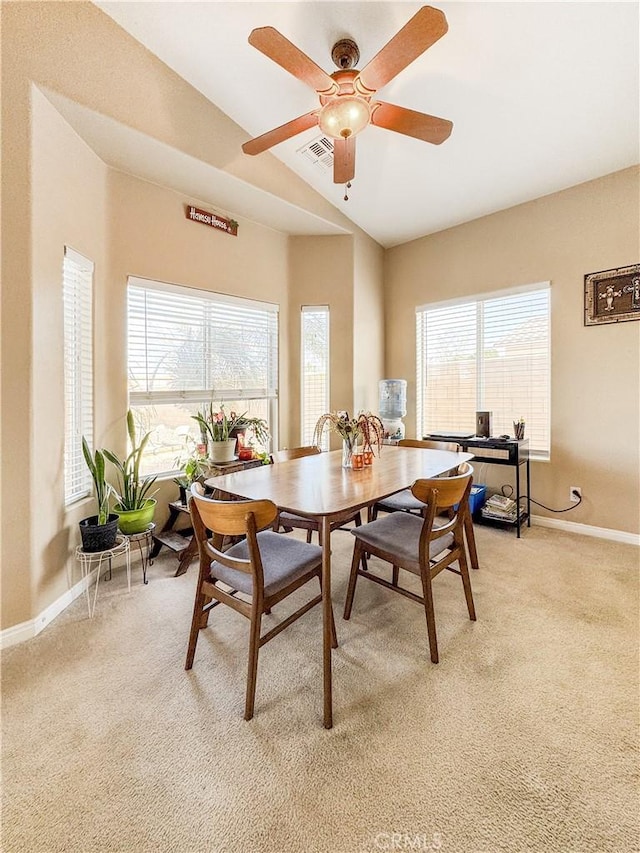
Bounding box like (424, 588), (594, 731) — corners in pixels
(63, 247), (94, 504)
(301, 306), (330, 449)
(128, 278), (278, 475)
(416, 283), (550, 458)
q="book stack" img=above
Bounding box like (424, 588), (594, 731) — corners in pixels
(481, 493), (521, 522)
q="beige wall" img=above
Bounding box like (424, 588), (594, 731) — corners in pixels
(385, 168), (640, 535)
(288, 236), (355, 449)
(353, 234), (386, 414)
(1, 1), (384, 632)
(30, 89), (110, 618)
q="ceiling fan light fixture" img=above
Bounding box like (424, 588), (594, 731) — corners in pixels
(318, 96), (370, 140)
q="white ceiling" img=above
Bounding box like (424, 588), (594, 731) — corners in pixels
(95, 1), (639, 248)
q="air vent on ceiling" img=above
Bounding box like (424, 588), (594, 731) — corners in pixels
(297, 135), (334, 173)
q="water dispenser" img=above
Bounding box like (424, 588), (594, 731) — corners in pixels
(379, 379), (407, 440)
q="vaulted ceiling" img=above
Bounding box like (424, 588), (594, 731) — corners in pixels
(95, 1), (639, 248)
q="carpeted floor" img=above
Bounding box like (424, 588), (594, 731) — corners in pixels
(1, 524), (638, 853)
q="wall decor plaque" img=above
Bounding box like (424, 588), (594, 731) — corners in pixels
(185, 205), (238, 236)
(584, 264), (640, 326)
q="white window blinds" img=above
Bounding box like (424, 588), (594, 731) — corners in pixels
(128, 279), (278, 406)
(63, 247), (94, 504)
(127, 278), (279, 474)
(417, 283), (551, 458)
(301, 306), (330, 449)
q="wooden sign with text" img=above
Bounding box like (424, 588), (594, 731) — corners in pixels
(185, 205), (238, 236)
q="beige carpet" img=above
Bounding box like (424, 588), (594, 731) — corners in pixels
(1, 524), (638, 853)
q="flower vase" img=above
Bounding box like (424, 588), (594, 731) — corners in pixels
(342, 439), (355, 468)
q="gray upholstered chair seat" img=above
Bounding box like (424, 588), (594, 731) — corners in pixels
(278, 510), (316, 528)
(375, 488), (425, 514)
(210, 530), (322, 597)
(351, 512), (454, 573)
(276, 508), (362, 541)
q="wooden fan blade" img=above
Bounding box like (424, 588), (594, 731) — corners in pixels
(370, 101), (452, 144)
(333, 136), (356, 184)
(242, 111), (319, 155)
(249, 27), (339, 95)
(357, 6), (448, 93)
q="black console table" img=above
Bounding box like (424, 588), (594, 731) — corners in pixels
(426, 436), (531, 537)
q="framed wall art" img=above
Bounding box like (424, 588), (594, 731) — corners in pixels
(584, 263), (640, 326)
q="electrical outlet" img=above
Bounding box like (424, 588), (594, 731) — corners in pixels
(570, 486), (582, 503)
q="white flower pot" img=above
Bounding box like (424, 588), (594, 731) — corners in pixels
(209, 439), (237, 464)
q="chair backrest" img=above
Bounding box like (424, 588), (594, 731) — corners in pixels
(411, 462), (473, 511)
(189, 485), (277, 581)
(271, 445), (321, 463)
(411, 463), (473, 556)
(190, 490), (277, 536)
(398, 438), (460, 452)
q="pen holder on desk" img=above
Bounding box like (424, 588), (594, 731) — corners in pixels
(513, 421), (525, 440)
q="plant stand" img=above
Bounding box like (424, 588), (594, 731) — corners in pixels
(124, 523), (155, 584)
(75, 536), (131, 618)
(150, 501), (195, 577)
(151, 459), (266, 575)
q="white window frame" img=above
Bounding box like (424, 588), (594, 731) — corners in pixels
(127, 277), (279, 473)
(300, 305), (330, 449)
(416, 282), (551, 459)
(63, 246), (94, 505)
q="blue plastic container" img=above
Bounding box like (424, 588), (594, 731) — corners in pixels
(455, 484), (486, 514)
(469, 485), (487, 514)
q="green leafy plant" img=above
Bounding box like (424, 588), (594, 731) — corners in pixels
(103, 411), (158, 511)
(192, 404), (269, 447)
(192, 403), (234, 443)
(232, 412), (270, 448)
(173, 440), (206, 489)
(82, 438), (114, 525)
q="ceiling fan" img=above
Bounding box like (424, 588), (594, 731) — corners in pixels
(242, 5), (453, 186)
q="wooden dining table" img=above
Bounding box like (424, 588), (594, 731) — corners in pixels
(205, 444), (473, 728)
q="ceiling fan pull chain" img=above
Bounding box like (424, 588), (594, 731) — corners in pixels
(344, 181), (352, 202)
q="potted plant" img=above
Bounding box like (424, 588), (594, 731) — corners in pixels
(192, 404), (269, 464)
(173, 441), (206, 505)
(104, 411), (158, 534)
(232, 411), (270, 452)
(79, 438), (119, 552)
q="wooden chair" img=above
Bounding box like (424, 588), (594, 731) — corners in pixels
(185, 484), (337, 720)
(272, 446), (364, 542)
(343, 463), (476, 664)
(370, 438), (480, 572)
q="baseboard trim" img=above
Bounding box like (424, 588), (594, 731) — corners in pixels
(531, 514), (640, 546)
(0, 570), (96, 650)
